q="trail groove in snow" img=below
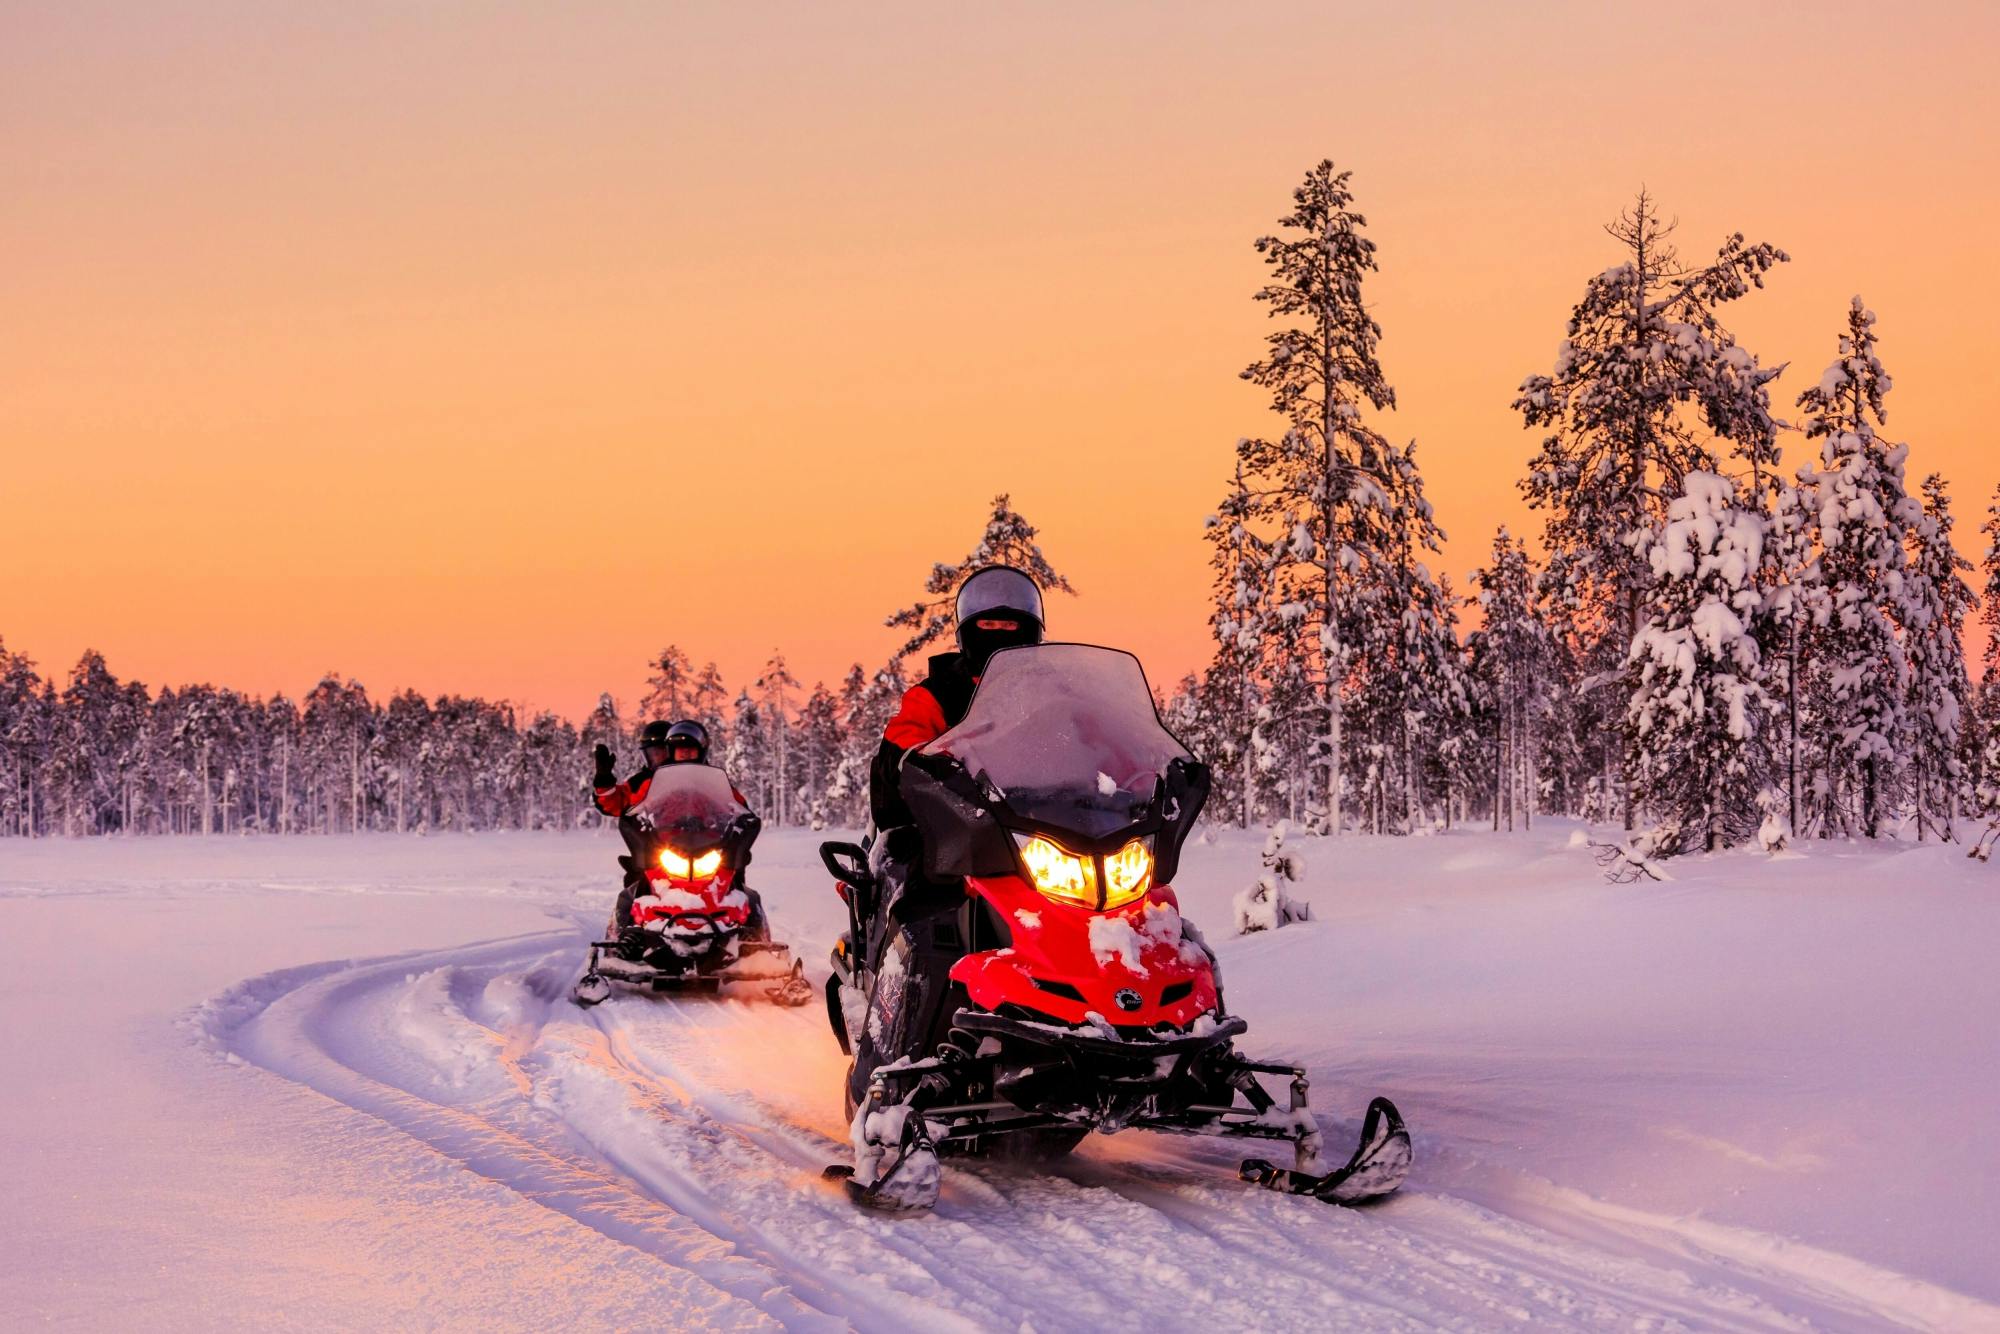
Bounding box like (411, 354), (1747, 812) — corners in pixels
(197, 925), (1994, 1333)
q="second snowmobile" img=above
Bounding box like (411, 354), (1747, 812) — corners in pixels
(819, 642), (1411, 1211)
(573, 761), (811, 1008)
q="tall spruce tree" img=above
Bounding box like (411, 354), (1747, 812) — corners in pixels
(1794, 298), (1919, 838)
(1904, 474), (1974, 839)
(1234, 159), (1401, 835)
(1516, 191), (1786, 828)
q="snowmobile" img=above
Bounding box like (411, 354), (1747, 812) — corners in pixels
(818, 642), (1411, 1212)
(573, 762), (811, 1008)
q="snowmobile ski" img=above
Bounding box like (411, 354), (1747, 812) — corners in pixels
(1239, 1096), (1412, 1204)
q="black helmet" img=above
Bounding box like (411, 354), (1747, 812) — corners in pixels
(955, 566), (1045, 674)
(664, 720), (710, 763)
(639, 720), (673, 751)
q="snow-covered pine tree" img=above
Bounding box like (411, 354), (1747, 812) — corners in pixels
(302, 676), (374, 834)
(1983, 484), (2000, 686)
(753, 652), (799, 825)
(1366, 440), (1469, 830)
(0, 642), (52, 837)
(797, 680), (843, 830)
(639, 645), (693, 724)
(724, 689), (767, 815)
(171, 684), (239, 836)
(1202, 460), (1272, 828)
(265, 695), (300, 834)
(1516, 192), (1787, 829)
(1903, 474), (1974, 840)
(1235, 160), (1400, 837)
(1625, 471), (1775, 853)
(1761, 475), (1823, 834)
(1255, 642), (1320, 827)
(1469, 528), (1558, 831)
(377, 689), (432, 833)
(1964, 487), (2000, 858)
(884, 494), (1076, 660)
(49, 651), (128, 835)
(690, 662), (730, 754)
(1794, 298), (1921, 839)
(1233, 820), (1312, 933)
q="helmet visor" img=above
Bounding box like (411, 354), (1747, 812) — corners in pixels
(665, 722), (710, 751)
(956, 567), (1045, 628)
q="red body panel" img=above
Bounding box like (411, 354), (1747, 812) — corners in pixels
(630, 865), (750, 928)
(948, 879), (1217, 1029)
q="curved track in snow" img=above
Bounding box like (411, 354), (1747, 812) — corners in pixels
(198, 928), (1995, 1333)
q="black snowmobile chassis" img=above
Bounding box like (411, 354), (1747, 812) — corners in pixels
(834, 1008), (1411, 1209)
(576, 930), (808, 1004)
(852, 1021), (1314, 1153)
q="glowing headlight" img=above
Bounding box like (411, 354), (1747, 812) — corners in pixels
(1101, 838), (1154, 908)
(691, 849), (723, 878)
(1014, 833), (1097, 907)
(658, 846), (691, 876)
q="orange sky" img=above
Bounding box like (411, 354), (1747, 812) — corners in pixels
(4, 2), (1997, 718)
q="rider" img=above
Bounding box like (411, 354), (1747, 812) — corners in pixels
(869, 565), (1046, 831)
(844, 567), (1046, 1110)
(590, 719), (765, 936)
(591, 719), (720, 816)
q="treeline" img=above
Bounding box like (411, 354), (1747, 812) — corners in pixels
(1163, 167), (2000, 856)
(0, 496), (1070, 839)
(0, 651), (587, 837)
(0, 643), (915, 838)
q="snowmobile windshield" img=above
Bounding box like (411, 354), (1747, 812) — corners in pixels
(917, 643), (1192, 844)
(626, 763), (746, 846)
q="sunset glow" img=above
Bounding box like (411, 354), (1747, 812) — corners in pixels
(5, 2), (1996, 714)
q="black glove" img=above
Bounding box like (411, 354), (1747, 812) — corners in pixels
(591, 743), (615, 788)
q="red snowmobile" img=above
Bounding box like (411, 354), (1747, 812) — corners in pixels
(573, 762), (811, 1008)
(819, 643), (1410, 1211)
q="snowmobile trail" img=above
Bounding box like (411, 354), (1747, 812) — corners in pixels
(201, 926), (1994, 1333)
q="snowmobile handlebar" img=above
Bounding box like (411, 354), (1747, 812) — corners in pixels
(820, 840), (871, 888)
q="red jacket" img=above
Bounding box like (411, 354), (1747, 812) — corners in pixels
(883, 684), (952, 750)
(870, 652), (980, 829)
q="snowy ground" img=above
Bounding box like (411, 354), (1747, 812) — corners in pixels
(2, 824), (1995, 1331)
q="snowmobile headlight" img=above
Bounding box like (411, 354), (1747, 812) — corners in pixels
(1101, 838), (1153, 908)
(658, 846), (692, 876)
(1014, 833), (1097, 907)
(691, 849), (723, 878)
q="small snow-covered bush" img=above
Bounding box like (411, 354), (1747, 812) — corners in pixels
(1234, 821), (1312, 934)
(1591, 824), (1674, 883)
(1755, 790), (1791, 855)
